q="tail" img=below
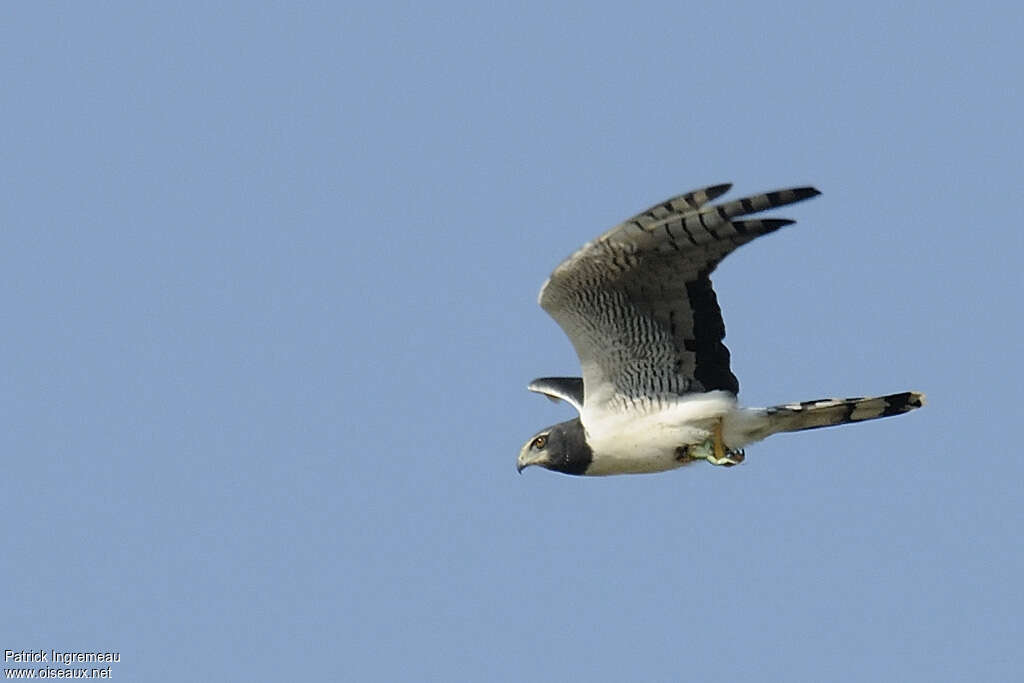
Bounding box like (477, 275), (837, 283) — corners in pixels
(760, 391), (925, 437)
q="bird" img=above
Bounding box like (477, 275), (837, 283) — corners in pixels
(517, 183), (924, 476)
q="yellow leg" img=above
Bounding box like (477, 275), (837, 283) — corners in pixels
(706, 418), (744, 466)
(713, 418), (725, 462)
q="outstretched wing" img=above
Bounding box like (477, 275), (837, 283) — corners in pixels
(539, 183), (820, 413)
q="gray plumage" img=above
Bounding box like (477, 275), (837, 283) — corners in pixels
(518, 183), (924, 477)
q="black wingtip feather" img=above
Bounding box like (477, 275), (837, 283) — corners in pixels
(760, 218), (796, 229)
(705, 183), (733, 201)
(731, 218), (795, 235)
(765, 187), (821, 206)
(880, 391), (926, 416)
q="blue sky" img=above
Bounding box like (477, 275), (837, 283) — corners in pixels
(3, 2), (1021, 681)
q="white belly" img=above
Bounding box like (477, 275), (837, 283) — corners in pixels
(582, 391), (738, 476)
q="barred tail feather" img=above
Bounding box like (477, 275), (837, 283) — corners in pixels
(763, 391), (925, 436)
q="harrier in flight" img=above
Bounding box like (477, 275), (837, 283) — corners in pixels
(518, 183), (924, 476)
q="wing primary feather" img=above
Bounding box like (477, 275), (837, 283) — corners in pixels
(711, 186), (820, 221)
(687, 183), (733, 206)
(730, 218), (795, 236)
(620, 183), (735, 232)
(655, 187), (819, 233)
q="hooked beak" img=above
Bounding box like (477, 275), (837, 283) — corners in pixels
(517, 447), (549, 474)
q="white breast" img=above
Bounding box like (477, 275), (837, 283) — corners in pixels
(582, 391), (739, 475)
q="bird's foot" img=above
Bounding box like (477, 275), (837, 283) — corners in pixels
(693, 419), (745, 467)
(708, 447), (745, 467)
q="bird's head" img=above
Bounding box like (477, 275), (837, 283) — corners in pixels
(516, 418), (591, 475)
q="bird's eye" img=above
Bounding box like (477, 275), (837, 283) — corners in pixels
(532, 435), (548, 450)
